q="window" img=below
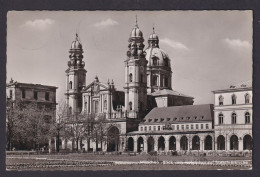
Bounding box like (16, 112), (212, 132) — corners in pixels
(10, 90), (13, 98)
(194, 116), (197, 120)
(187, 117), (190, 120)
(245, 112), (250, 124)
(129, 102), (132, 110)
(181, 125), (184, 130)
(172, 125), (175, 130)
(201, 124), (204, 129)
(45, 92), (49, 101)
(94, 101), (99, 113)
(148, 119), (152, 122)
(219, 113), (224, 125)
(149, 126), (151, 131)
(22, 90), (26, 98)
(141, 127), (143, 131)
(232, 94), (236, 105)
(129, 73), (133, 82)
(196, 124), (199, 129)
(154, 119), (158, 122)
(186, 125), (189, 129)
(191, 124), (194, 129)
(144, 127), (147, 131)
(167, 118), (171, 121)
(232, 113), (237, 124)
(158, 126), (161, 131)
(164, 77), (168, 87)
(104, 100), (107, 110)
(153, 126), (156, 131)
(161, 118), (164, 122)
(153, 76), (158, 86)
(34, 91), (38, 100)
(69, 81), (73, 89)
(177, 125), (179, 130)
(206, 124), (209, 129)
(152, 57), (157, 65)
(245, 94), (250, 104)
(219, 95), (224, 105)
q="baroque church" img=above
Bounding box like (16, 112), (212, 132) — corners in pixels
(62, 21), (252, 154)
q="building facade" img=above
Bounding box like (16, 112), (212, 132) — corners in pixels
(213, 81), (252, 152)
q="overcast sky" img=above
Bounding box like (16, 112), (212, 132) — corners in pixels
(7, 11), (252, 104)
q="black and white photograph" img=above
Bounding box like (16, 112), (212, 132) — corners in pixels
(5, 10), (253, 170)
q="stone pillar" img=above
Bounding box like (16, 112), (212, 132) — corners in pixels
(144, 138), (147, 153)
(226, 139), (230, 151)
(48, 139), (52, 153)
(134, 139), (138, 152)
(238, 138), (243, 151)
(165, 137), (169, 152)
(54, 137), (57, 152)
(201, 139), (204, 151)
(154, 138), (158, 152)
(176, 137), (180, 151)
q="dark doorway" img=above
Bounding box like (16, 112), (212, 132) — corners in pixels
(107, 126), (119, 152)
(128, 137), (134, 151)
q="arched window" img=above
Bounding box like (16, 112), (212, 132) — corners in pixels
(104, 100), (107, 110)
(218, 113), (224, 125)
(164, 77), (168, 87)
(129, 73), (133, 82)
(245, 112), (250, 124)
(232, 94), (236, 105)
(245, 94), (250, 104)
(152, 57), (157, 65)
(153, 76), (158, 86)
(129, 101), (132, 110)
(219, 95), (224, 105)
(69, 81), (73, 89)
(232, 113), (237, 124)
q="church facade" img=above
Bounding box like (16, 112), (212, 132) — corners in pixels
(61, 22), (252, 155)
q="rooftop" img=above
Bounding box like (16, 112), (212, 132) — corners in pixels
(151, 89), (194, 98)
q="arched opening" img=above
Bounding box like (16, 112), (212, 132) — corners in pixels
(245, 112), (250, 124)
(219, 95), (224, 105)
(230, 135), (238, 150)
(169, 136), (176, 150)
(204, 135), (213, 150)
(192, 136), (200, 150)
(129, 101), (132, 111)
(107, 126), (120, 152)
(129, 73), (133, 82)
(127, 137), (134, 151)
(137, 137), (144, 152)
(232, 94), (236, 105)
(158, 136), (165, 151)
(218, 113), (224, 125)
(243, 135), (252, 150)
(232, 113), (237, 124)
(180, 136), (188, 150)
(147, 137), (154, 152)
(217, 135), (225, 150)
(245, 94), (250, 104)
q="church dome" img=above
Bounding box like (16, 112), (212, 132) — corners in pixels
(71, 34), (82, 49)
(130, 25), (143, 38)
(145, 47), (171, 66)
(148, 33), (159, 41)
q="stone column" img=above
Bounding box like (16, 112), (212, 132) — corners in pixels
(48, 139), (52, 153)
(226, 139), (230, 151)
(154, 137), (158, 152)
(134, 138), (138, 152)
(54, 137), (57, 152)
(201, 139), (204, 151)
(238, 138), (243, 151)
(143, 138), (147, 153)
(176, 137), (181, 151)
(165, 137), (169, 152)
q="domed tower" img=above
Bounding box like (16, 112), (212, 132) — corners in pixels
(65, 33), (87, 114)
(124, 20), (148, 119)
(145, 28), (172, 94)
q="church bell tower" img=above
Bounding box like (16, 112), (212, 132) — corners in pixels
(65, 34), (87, 114)
(124, 19), (148, 119)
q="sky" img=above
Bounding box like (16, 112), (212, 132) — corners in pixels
(7, 11), (252, 104)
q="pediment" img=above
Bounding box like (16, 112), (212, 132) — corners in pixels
(83, 81), (109, 92)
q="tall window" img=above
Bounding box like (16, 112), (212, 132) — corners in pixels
(245, 94), (250, 104)
(177, 125), (179, 130)
(206, 124), (209, 129)
(34, 91), (38, 100)
(245, 112), (250, 124)
(196, 124), (199, 129)
(164, 77), (168, 87)
(219, 113), (224, 125)
(201, 124), (204, 129)
(22, 90), (26, 99)
(158, 126), (160, 131)
(191, 124), (194, 129)
(45, 92), (49, 101)
(104, 100), (107, 110)
(152, 57), (157, 65)
(69, 81), (73, 89)
(153, 76), (158, 86)
(219, 95), (224, 105)
(232, 113), (237, 124)
(129, 73), (133, 82)
(129, 101), (132, 110)
(232, 94), (236, 105)
(181, 125), (184, 130)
